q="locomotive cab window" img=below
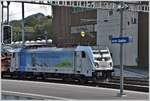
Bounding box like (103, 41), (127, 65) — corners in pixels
(74, 52), (76, 56)
(82, 51), (86, 58)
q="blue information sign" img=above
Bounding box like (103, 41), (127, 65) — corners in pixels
(111, 37), (129, 44)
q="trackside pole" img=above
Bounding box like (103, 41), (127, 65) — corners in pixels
(21, 2), (25, 47)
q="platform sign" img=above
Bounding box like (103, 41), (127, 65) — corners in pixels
(111, 37), (129, 44)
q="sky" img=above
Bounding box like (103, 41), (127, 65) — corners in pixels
(3, 2), (52, 21)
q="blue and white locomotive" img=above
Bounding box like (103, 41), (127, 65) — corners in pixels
(6, 45), (114, 81)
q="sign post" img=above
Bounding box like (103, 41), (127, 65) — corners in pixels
(112, 2), (129, 97)
(119, 1), (126, 97)
(112, 36), (129, 96)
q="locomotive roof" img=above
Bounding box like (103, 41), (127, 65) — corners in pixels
(7, 46), (94, 53)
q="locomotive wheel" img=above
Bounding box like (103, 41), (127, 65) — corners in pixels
(30, 75), (37, 80)
(79, 76), (87, 84)
(41, 74), (46, 80)
(11, 74), (18, 79)
(63, 77), (72, 83)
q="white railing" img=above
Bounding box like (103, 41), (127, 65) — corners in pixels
(14, 1), (149, 12)
(129, 4), (149, 12)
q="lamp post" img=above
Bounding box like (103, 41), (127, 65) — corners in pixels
(119, 1), (125, 97)
(1, 1), (4, 44)
(1, 1), (3, 24)
(117, 1), (128, 97)
(7, 1), (10, 24)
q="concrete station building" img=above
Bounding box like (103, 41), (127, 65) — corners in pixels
(51, 2), (148, 68)
(97, 9), (148, 68)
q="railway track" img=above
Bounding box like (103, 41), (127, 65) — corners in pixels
(2, 74), (149, 92)
(109, 78), (148, 86)
(95, 81), (149, 92)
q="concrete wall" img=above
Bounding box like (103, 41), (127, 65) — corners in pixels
(96, 9), (138, 66)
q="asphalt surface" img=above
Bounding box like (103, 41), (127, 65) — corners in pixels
(2, 79), (149, 100)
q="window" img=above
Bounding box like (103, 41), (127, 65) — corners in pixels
(74, 52), (77, 56)
(134, 18), (136, 24)
(104, 19), (108, 22)
(131, 17), (137, 24)
(128, 21), (130, 25)
(59, 1), (63, 5)
(108, 10), (113, 16)
(82, 51), (86, 58)
(81, 1), (85, 6)
(72, 7), (95, 13)
(109, 35), (112, 40)
(67, 1), (70, 5)
(72, 7), (85, 13)
(52, 1), (55, 4)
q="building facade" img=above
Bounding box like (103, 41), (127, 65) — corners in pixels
(52, 5), (148, 68)
(52, 6), (97, 47)
(96, 9), (138, 67)
(96, 9), (148, 68)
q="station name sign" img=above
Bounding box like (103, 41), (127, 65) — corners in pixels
(111, 37), (129, 44)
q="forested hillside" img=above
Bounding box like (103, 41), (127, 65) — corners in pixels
(10, 13), (52, 41)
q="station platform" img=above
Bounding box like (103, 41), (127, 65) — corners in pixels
(2, 79), (149, 100)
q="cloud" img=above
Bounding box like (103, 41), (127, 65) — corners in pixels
(4, 2), (52, 21)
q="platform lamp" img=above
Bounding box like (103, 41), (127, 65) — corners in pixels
(80, 31), (85, 37)
(80, 31), (85, 45)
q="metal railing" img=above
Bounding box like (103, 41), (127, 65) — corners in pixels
(13, 1), (149, 12)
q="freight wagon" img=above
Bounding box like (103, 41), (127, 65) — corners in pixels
(3, 46), (114, 81)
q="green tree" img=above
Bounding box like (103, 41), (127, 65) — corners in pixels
(10, 13), (53, 41)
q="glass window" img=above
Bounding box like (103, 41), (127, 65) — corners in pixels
(128, 21), (130, 25)
(131, 17), (137, 24)
(72, 7), (94, 13)
(82, 51), (86, 58)
(108, 10), (113, 16)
